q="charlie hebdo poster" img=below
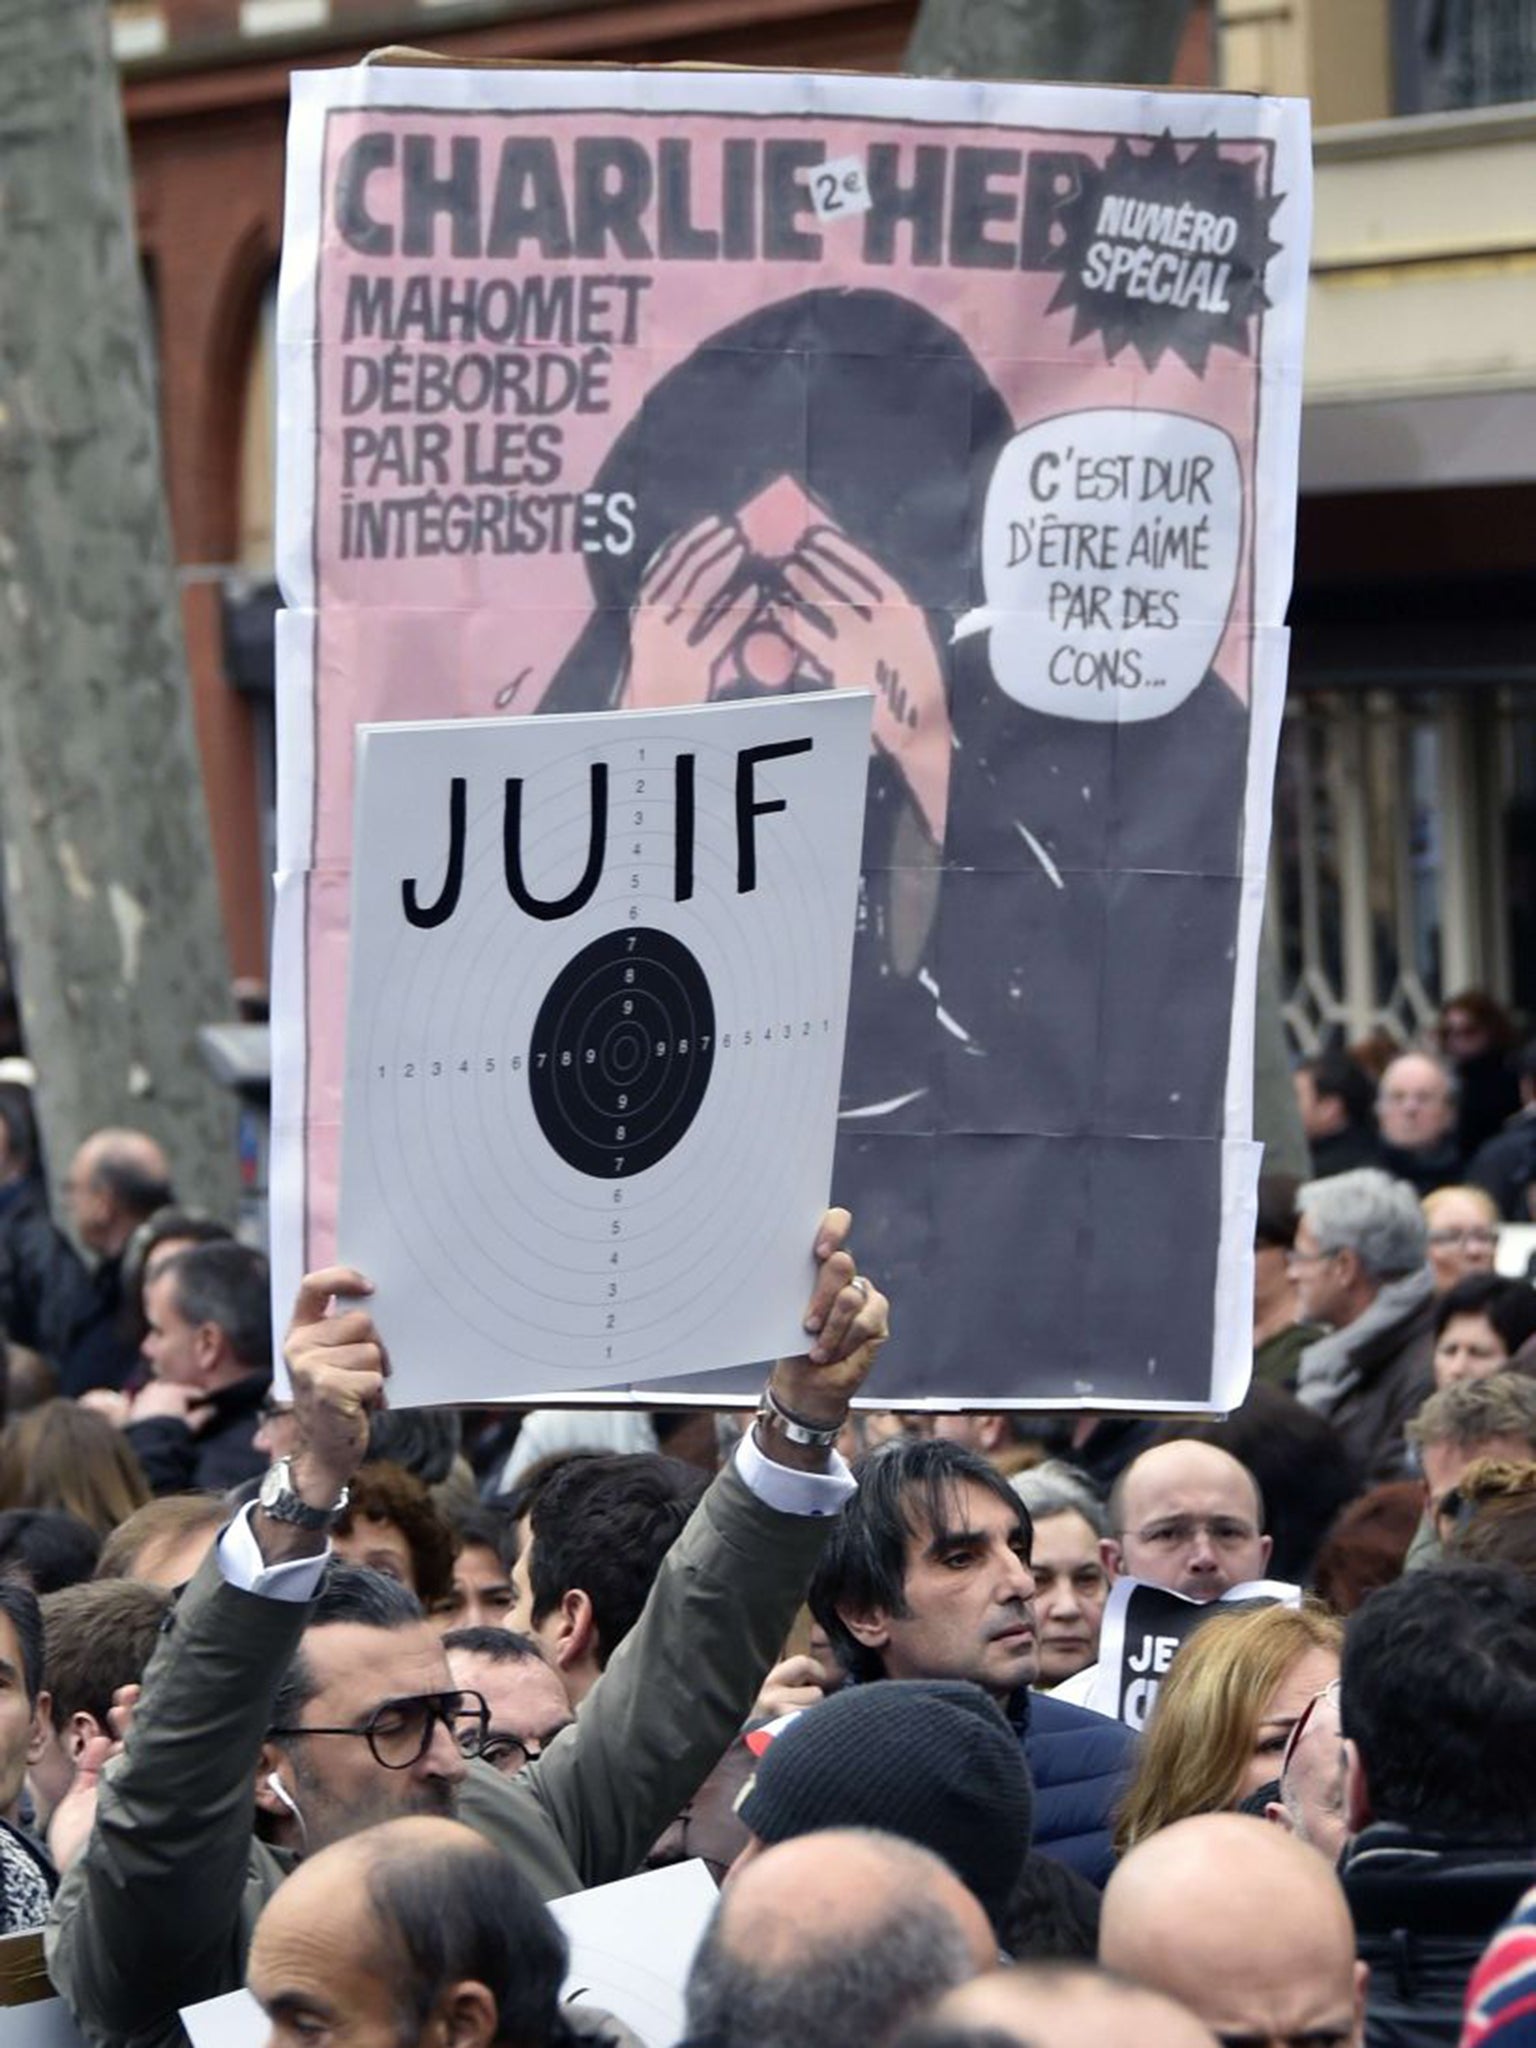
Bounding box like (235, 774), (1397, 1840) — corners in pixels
(272, 62), (1311, 1410)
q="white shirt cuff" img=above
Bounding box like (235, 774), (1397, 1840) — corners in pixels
(733, 1425), (856, 1518)
(217, 1500), (331, 1601)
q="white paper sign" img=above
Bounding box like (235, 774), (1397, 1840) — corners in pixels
(551, 1858), (719, 2048)
(181, 1988), (264, 2048)
(338, 692), (871, 1403)
(1084, 1573), (1304, 1728)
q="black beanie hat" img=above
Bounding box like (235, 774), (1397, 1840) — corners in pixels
(736, 1678), (1034, 1933)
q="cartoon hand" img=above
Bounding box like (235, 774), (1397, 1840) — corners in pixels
(781, 528), (952, 847)
(621, 515), (758, 709)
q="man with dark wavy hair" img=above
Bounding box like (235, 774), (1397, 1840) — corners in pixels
(809, 1438), (1136, 1885)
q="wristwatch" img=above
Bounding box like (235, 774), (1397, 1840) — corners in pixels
(756, 1382), (845, 1450)
(258, 1456), (350, 1531)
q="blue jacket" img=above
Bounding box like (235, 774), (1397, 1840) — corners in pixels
(1010, 1688), (1137, 1888)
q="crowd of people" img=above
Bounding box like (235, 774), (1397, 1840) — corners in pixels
(0, 998), (1528, 2048)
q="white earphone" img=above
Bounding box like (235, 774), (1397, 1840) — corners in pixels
(264, 1771), (308, 1849)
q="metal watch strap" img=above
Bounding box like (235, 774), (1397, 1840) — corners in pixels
(259, 1457), (350, 1530)
(757, 1382), (844, 1449)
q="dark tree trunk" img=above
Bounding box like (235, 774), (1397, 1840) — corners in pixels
(907, 0), (1196, 82)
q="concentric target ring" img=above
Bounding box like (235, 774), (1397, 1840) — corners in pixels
(528, 928), (715, 1178)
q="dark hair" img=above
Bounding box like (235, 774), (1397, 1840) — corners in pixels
(0, 1086), (39, 1180)
(0, 1579), (45, 1706)
(1433, 1273), (1536, 1357)
(998, 1851), (1101, 1962)
(546, 288), (1011, 719)
(0, 1509), (100, 1593)
(269, 1563), (424, 1731)
(808, 1439), (1032, 1684)
(95, 1492), (226, 1580)
(1150, 1388), (1351, 1582)
(500, 1450), (598, 1536)
(90, 1142), (175, 1223)
(366, 1407), (463, 1487)
(335, 1462), (456, 1608)
(1342, 1562), (1536, 1838)
(1441, 989), (1517, 1056)
(446, 1502), (513, 1557)
(1300, 1048), (1377, 1130)
(3, 1348), (55, 1417)
(119, 1207), (235, 1336)
(528, 1453), (706, 1667)
(1310, 1481), (1424, 1614)
(1255, 1172), (1303, 1252)
(891, 2030), (1017, 2048)
(157, 1241), (272, 1373)
(366, 1832), (571, 2048)
(41, 1579), (170, 1731)
(440, 1624), (545, 1666)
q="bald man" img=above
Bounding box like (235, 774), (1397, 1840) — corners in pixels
(248, 1815), (578, 2048)
(65, 1128), (173, 1261)
(64, 1126), (176, 1391)
(1052, 1440), (1274, 1709)
(687, 1829), (994, 2048)
(1376, 1052), (1461, 1197)
(1100, 1813), (1366, 2047)
(896, 1963), (1219, 2048)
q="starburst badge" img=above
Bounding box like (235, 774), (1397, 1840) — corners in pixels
(1022, 134), (1285, 374)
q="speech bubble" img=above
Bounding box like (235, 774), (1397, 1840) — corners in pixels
(954, 409), (1242, 723)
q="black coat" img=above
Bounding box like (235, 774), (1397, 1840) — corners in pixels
(1341, 1822), (1536, 2048)
(124, 1370), (270, 1496)
(0, 1179), (124, 1394)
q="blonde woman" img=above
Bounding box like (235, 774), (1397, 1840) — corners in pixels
(1114, 1601), (1342, 1855)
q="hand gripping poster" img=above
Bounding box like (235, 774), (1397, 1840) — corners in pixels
(273, 62), (1311, 1411)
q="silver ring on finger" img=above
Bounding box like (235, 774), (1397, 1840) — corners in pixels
(849, 1275), (871, 1302)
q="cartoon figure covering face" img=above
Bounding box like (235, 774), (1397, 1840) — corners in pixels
(547, 288), (1249, 1401)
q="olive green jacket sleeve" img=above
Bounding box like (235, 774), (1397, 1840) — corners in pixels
(462, 1451), (835, 1890)
(44, 1547), (301, 2048)
(47, 1454), (835, 2047)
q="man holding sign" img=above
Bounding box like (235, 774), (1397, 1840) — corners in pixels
(46, 1214), (887, 2048)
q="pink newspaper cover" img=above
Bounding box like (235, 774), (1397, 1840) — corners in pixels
(273, 64), (1310, 1408)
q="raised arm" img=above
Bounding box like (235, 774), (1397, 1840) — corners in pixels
(501, 1210), (888, 1886)
(46, 1269), (388, 2047)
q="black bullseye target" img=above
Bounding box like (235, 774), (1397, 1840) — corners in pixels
(529, 927), (715, 1177)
